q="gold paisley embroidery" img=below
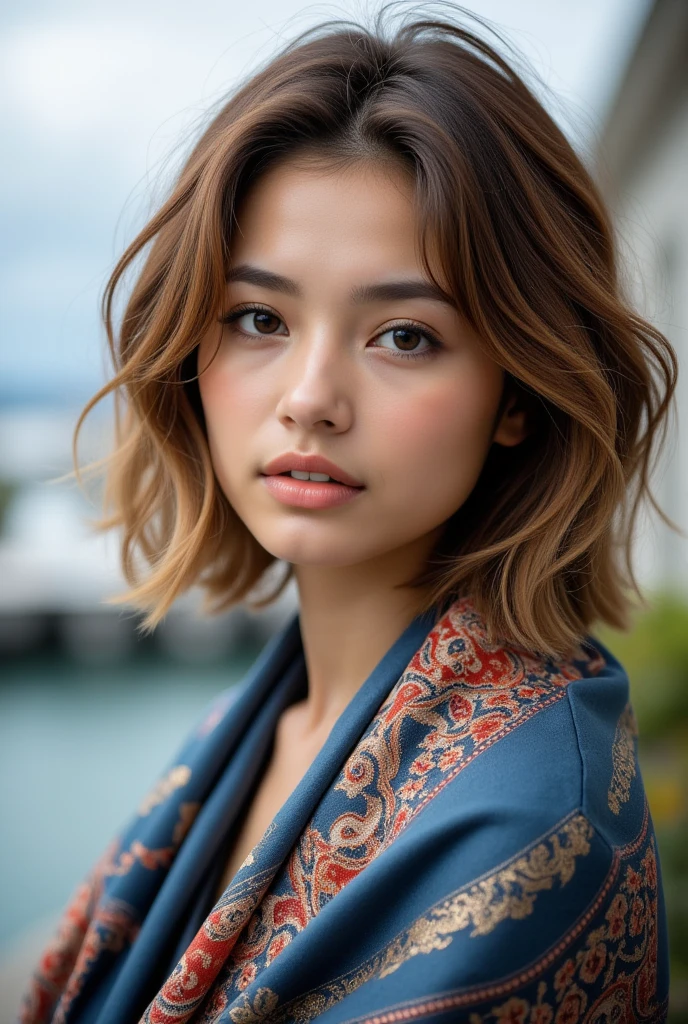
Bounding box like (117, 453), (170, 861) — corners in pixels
(106, 802), (200, 878)
(219, 599), (607, 1003)
(242, 821), (278, 871)
(608, 703), (638, 815)
(172, 801), (201, 845)
(465, 829), (661, 1023)
(235, 813), (593, 1023)
(138, 764), (191, 816)
(376, 814), (593, 974)
(229, 987), (279, 1023)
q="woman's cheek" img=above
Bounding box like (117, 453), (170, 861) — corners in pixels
(382, 382), (483, 463)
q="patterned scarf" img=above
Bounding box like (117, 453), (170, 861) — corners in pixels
(19, 597), (669, 1024)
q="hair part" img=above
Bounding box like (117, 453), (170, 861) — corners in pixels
(73, 1), (680, 657)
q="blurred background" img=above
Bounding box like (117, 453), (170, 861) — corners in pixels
(1, 0), (686, 1019)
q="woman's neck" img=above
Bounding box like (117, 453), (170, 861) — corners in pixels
(292, 529), (443, 736)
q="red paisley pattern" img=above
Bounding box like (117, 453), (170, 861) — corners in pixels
(19, 803), (199, 1023)
(144, 597), (604, 1024)
(17, 868), (104, 1024)
(18, 839), (140, 1024)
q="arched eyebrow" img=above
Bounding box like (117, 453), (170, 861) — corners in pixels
(225, 263), (457, 309)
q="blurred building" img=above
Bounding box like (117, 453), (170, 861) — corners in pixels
(596, 0), (688, 590)
(0, 404), (296, 662)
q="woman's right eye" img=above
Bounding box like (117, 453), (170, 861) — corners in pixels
(218, 306), (288, 336)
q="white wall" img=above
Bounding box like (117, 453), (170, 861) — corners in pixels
(604, 97), (688, 591)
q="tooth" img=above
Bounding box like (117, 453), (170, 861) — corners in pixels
(288, 470), (334, 482)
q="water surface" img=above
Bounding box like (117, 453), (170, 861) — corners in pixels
(0, 649), (259, 950)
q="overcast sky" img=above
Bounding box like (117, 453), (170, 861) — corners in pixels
(1, 0), (651, 405)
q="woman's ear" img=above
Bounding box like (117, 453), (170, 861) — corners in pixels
(492, 391), (533, 448)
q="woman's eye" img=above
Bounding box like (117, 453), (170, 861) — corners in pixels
(221, 307), (288, 336)
(372, 325), (441, 360)
(219, 307), (441, 360)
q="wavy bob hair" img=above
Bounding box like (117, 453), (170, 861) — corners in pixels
(74, 2), (679, 657)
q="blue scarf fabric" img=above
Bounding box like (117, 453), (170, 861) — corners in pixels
(19, 597), (669, 1023)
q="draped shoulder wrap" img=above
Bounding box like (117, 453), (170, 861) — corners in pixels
(19, 597), (670, 1024)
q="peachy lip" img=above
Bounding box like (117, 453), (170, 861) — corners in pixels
(260, 452), (365, 488)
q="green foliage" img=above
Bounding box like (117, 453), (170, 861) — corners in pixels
(595, 589), (688, 741)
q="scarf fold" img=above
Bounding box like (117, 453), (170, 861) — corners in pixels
(19, 597), (670, 1024)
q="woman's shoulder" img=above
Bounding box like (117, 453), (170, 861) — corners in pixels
(374, 600), (660, 957)
(415, 600), (642, 843)
(395, 618), (650, 888)
(266, 609), (668, 1024)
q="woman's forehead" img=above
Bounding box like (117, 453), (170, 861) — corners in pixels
(228, 160), (445, 289)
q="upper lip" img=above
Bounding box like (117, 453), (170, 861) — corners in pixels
(261, 452), (365, 487)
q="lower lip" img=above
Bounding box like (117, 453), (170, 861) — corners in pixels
(260, 474), (365, 509)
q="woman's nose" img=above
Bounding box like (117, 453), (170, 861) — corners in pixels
(275, 334), (354, 431)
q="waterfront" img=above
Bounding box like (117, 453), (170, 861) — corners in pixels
(0, 649), (260, 953)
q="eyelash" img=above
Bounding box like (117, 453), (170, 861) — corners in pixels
(217, 303), (443, 361)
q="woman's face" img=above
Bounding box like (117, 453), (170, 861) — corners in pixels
(197, 156), (527, 578)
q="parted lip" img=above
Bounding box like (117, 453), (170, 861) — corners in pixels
(261, 453), (365, 488)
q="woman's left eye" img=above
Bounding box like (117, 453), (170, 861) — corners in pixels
(372, 324), (442, 360)
(218, 306), (442, 361)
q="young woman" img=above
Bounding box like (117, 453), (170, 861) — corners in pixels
(20, 6), (677, 1023)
